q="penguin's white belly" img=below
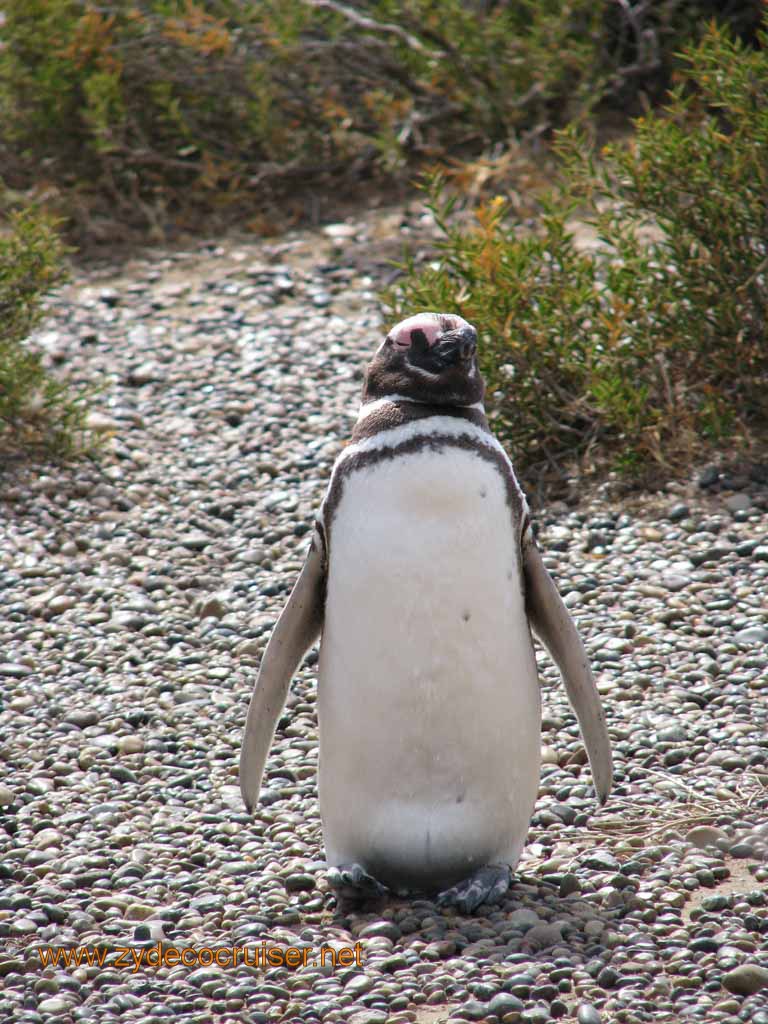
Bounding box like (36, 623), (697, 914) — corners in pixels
(318, 446), (541, 891)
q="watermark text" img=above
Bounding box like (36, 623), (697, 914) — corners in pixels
(37, 942), (364, 973)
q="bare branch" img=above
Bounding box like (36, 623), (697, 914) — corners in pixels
(299, 0), (443, 59)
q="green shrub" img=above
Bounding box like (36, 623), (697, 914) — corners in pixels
(383, 20), (768, 480)
(0, 1), (763, 246)
(0, 208), (92, 456)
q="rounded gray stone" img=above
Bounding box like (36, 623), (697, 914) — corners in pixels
(722, 964), (768, 996)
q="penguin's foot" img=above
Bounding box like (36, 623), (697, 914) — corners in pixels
(327, 863), (388, 909)
(436, 864), (511, 915)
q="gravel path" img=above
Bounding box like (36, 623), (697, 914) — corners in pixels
(1, 211), (768, 1024)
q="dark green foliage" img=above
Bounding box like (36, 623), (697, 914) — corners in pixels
(0, 1), (763, 245)
(385, 21), (768, 479)
(0, 208), (92, 456)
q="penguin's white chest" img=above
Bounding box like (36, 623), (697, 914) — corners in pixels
(318, 444), (541, 891)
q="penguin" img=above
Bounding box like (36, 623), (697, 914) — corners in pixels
(240, 311), (613, 913)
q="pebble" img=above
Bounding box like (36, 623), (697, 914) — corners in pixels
(2, 214), (767, 1024)
(661, 573), (690, 591)
(37, 997), (74, 1014)
(345, 975), (376, 997)
(577, 1005), (602, 1024)
(686, 826), (730, 849)
(46, 594), (75, 616)
(722, 965), (768, 996)
(129, 360), (164, 384)
(490, 993), (524, 1015)
(736, 626), (768, 644)
(198, 592), (231, 619)
(117, 735), (144, 754)
(64, 709), (100, 728)
(583, 851), (620, 871)
(724, 493), (752, 512)
(348, 1013), (389, 1024)
(0, 662), (33, 678)
(667, 503), (690, 521)
(509, 908), (540, 931)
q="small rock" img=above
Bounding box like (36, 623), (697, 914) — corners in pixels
(667, 504), (690, 522)
(379, 953), (408, 972)
(657, 725), (687, 742)
(348, 1011), (388, 1024)
(344, 975), (375, 997)
(460, 1001), (491, 1022)
(577, 1005), (602, 1024)
(323, 222), (357, 240)
(10, 916), (39, 935)
(735, 626), (768, 645)
(730, 842), (755, 858)
(37, 997), (73, 1014)
(722, 964), (768, 996)
(46, 595), (75, 616)
(125, 903), (158, 921)
(508, 908), (540, 932)
(584, 851), (620, 871)
(118, 736), (144, 755)
(283, 873), (315, 893)
(686, 825), (730, 849)
(87, 411), (119, 431)
(198, 594), (228, 619)
(134, 921), (166, 942)
(357, 920), (401, 941)
(559, 873), (580, 897)
(0, 956), (24, 977)
(179, 533), (211, 551)
(129, 361), (165, 385)
(698, 465), (720, 488)
(0, 662), (33, 678)
(736, 539), (761, 556)
(237, 638), (263, 658)
(701, 895), (730, 912)
(523, 922), (564, 949)
(661, 573), (690, 592)
(489, 993), (524, 1016)
(64, 709), (99, 728)
(597, 965), (619, 989)
(724, 493), (752, 513)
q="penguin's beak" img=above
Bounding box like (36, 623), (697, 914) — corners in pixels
(435, 325), (477, 366)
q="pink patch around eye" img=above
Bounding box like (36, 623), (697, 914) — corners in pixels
(389, 313), (443, 349)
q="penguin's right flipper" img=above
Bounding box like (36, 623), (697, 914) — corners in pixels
(239, 532), (325, 813)
(522, 532), (613, 805)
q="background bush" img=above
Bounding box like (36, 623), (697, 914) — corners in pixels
(0, 0), (764, 247)
(2, 4), (765, 469)
(384, 20), (768, 483)
(0, 208), (92, 456)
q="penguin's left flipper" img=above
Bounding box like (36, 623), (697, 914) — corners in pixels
(239, 532), (325, 813)
(436, 864), (511, 915)
(522, 532), (614, 804)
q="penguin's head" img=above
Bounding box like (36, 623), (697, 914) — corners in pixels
(364, 312), (485, 407)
